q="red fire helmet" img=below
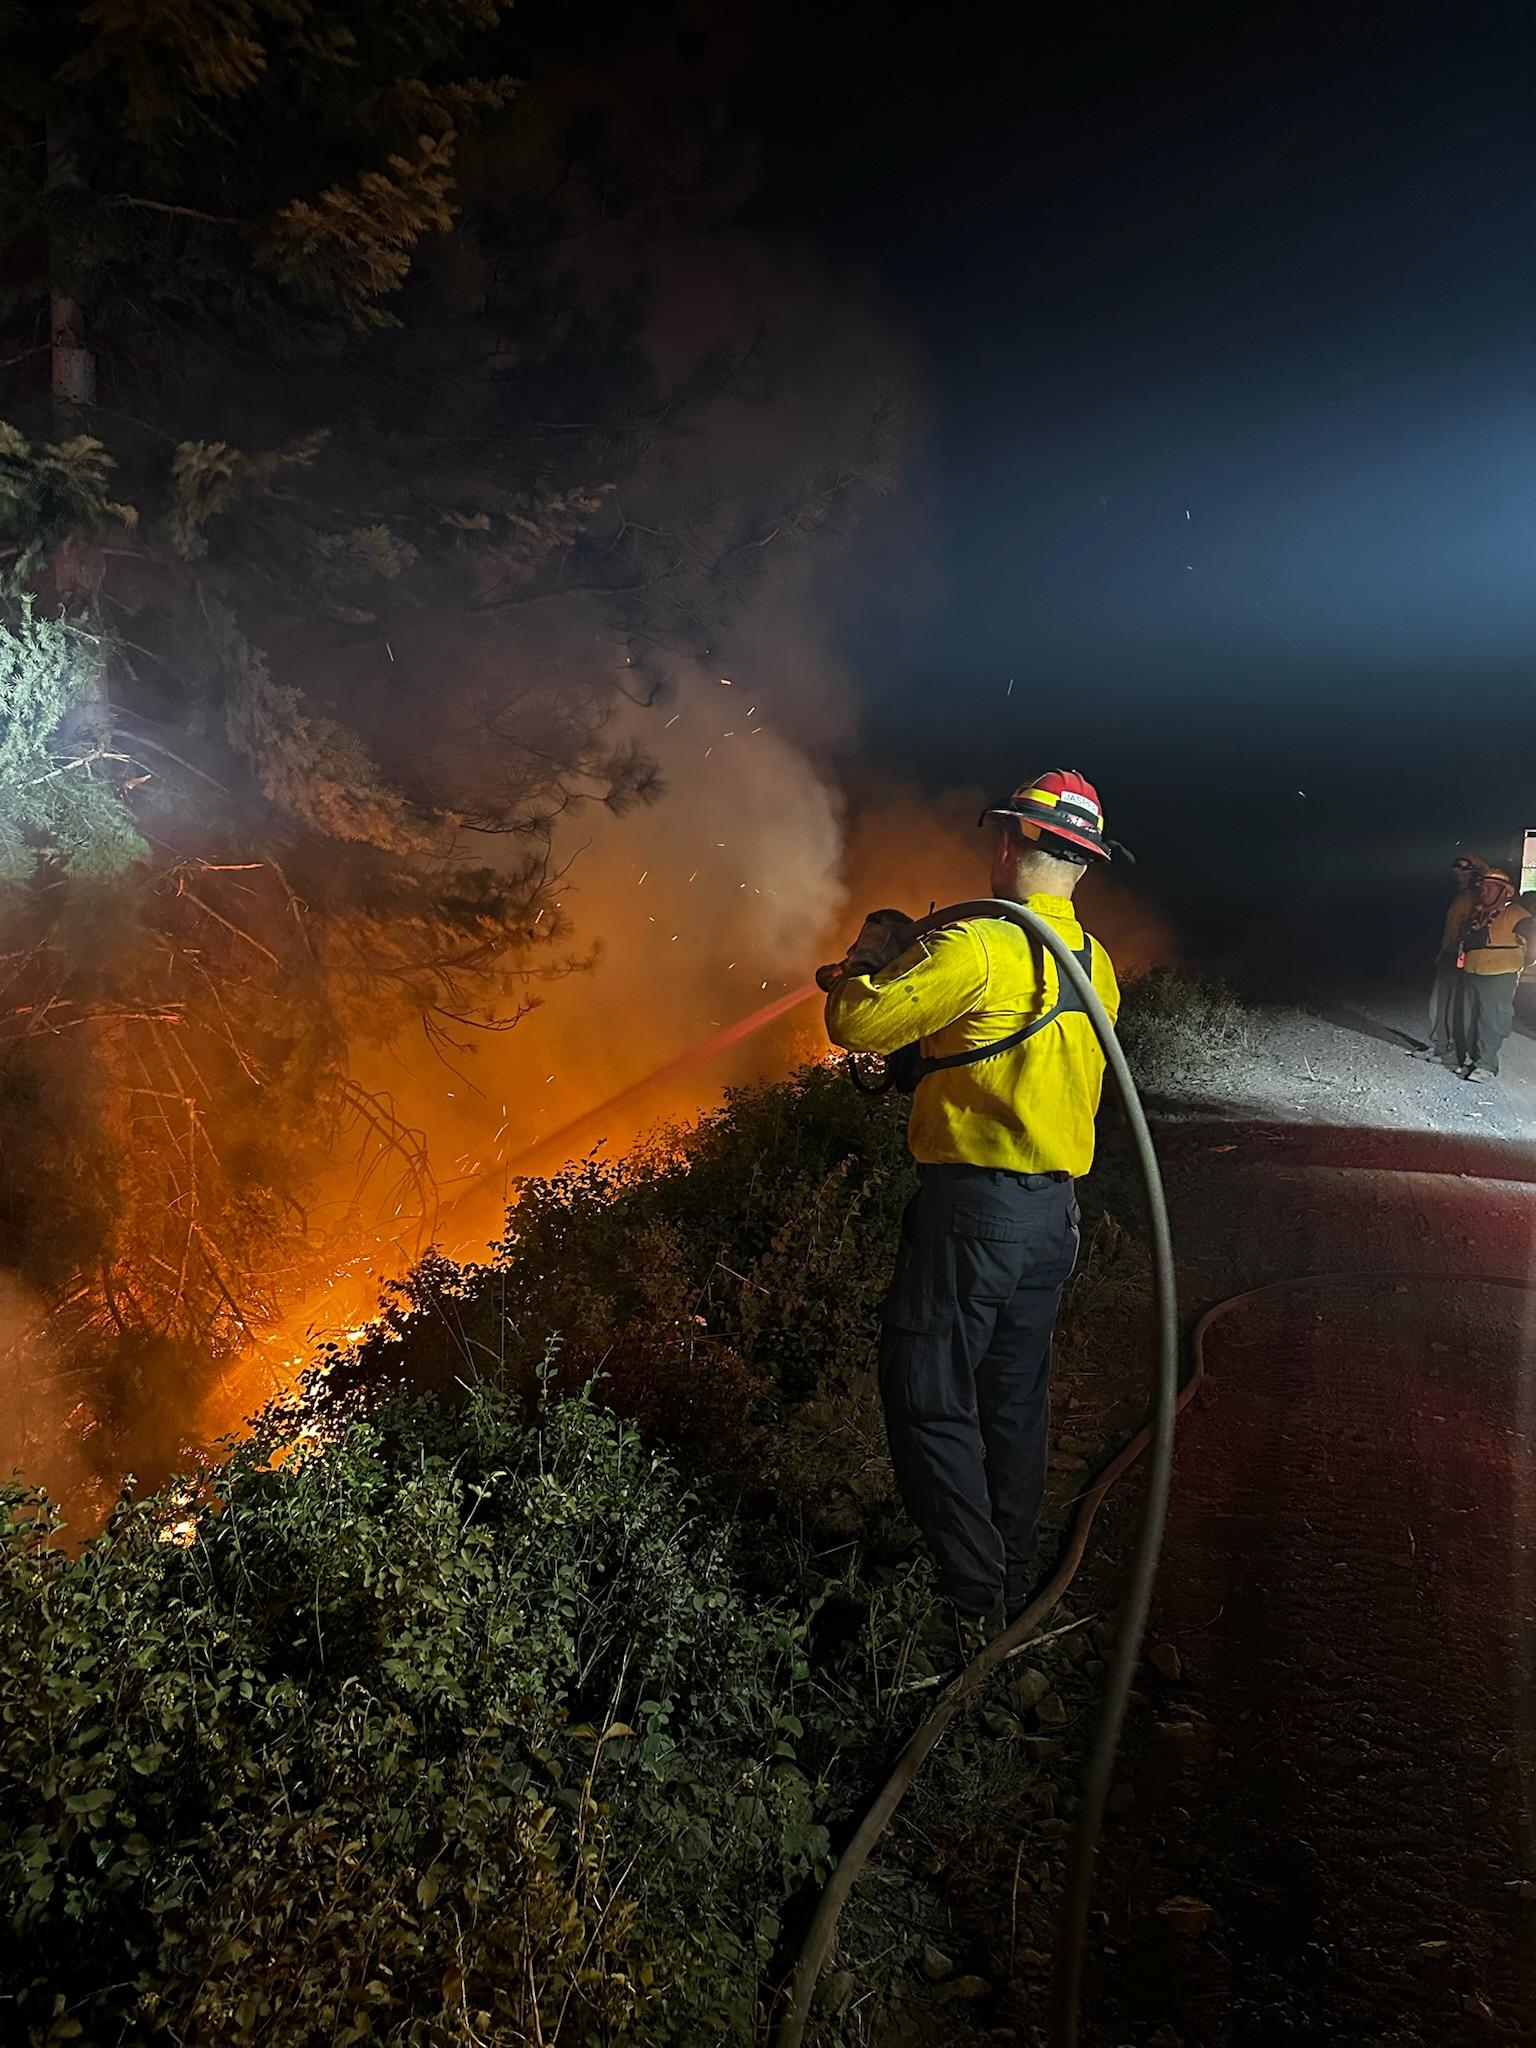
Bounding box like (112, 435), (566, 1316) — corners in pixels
(979, 769), (1111, 862)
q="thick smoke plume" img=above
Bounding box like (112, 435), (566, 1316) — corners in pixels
(186, 229), (913, 1439)
(206, 611), (857, 1423)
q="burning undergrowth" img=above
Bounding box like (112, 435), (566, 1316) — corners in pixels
(0, 1050), (1159, 2047)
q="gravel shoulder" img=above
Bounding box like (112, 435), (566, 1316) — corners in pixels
(1142, 980), (1536, 1148)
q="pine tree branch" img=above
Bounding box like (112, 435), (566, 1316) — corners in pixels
(174, 882), (281, 968)
(83, 403), (184, 447)
(100, 1260), (131, 1337)
(190, 1227), (258, 1338)
(105, 193), (243, 228)
(539, 183), (726, 251)
(115, 731), (230, 793)
(22, 748), (132, 787)
(467, 566), (673, 613)
(719, 522), (784, 559)
(1, 1000), (186, 1040)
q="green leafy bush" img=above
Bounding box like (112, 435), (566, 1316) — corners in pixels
(1, 1372), (931, 2045)
(329, 1063), (917, 1524)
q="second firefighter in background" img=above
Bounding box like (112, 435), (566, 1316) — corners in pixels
(820, 770), (1121, 1663)
(1455, 866), (1535, 1081)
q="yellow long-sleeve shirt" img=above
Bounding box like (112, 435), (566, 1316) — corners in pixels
(824, 896), (1121, 1176)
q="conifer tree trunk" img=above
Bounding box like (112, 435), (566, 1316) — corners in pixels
(47, 117), (95, 418)
(44, 114), (107, 628)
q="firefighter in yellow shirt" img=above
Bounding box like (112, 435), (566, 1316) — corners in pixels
(819, 771), (1121, 1656)
(1454, 867), (1535, 1082)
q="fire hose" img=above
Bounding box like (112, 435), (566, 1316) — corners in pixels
(774, 898), (1182, 2048)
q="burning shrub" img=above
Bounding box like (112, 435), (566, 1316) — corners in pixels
(0, 1374), (930, 2045)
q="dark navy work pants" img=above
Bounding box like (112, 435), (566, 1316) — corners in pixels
(877, 1164), (1079, 1614)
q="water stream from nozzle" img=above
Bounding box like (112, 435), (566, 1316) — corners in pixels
(434, 981), (821, 1234)
(509, 981), (820, 1170)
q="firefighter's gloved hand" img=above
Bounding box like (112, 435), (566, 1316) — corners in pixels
(848, 907), (917, 973)
(817, 908), (916, 995)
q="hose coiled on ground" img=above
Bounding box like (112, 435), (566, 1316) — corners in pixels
(774, 898), (1182, 2048)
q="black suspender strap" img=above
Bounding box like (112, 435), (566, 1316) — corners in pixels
(911, 937), (1095, 1080)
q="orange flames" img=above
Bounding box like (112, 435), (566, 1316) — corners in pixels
(192, 983), (830, 1447)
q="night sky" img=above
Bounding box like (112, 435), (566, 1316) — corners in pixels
(738, 2), (1536, 956)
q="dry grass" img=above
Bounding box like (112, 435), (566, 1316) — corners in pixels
(1115, 966), (1250, 1096)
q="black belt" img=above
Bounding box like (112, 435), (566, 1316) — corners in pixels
(919, 1163), (1071, 1186)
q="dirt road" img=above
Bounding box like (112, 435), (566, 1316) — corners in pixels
(1079, 1017), (1536, 2046)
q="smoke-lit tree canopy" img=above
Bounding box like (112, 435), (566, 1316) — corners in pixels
(0, 0), (897, 1492)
